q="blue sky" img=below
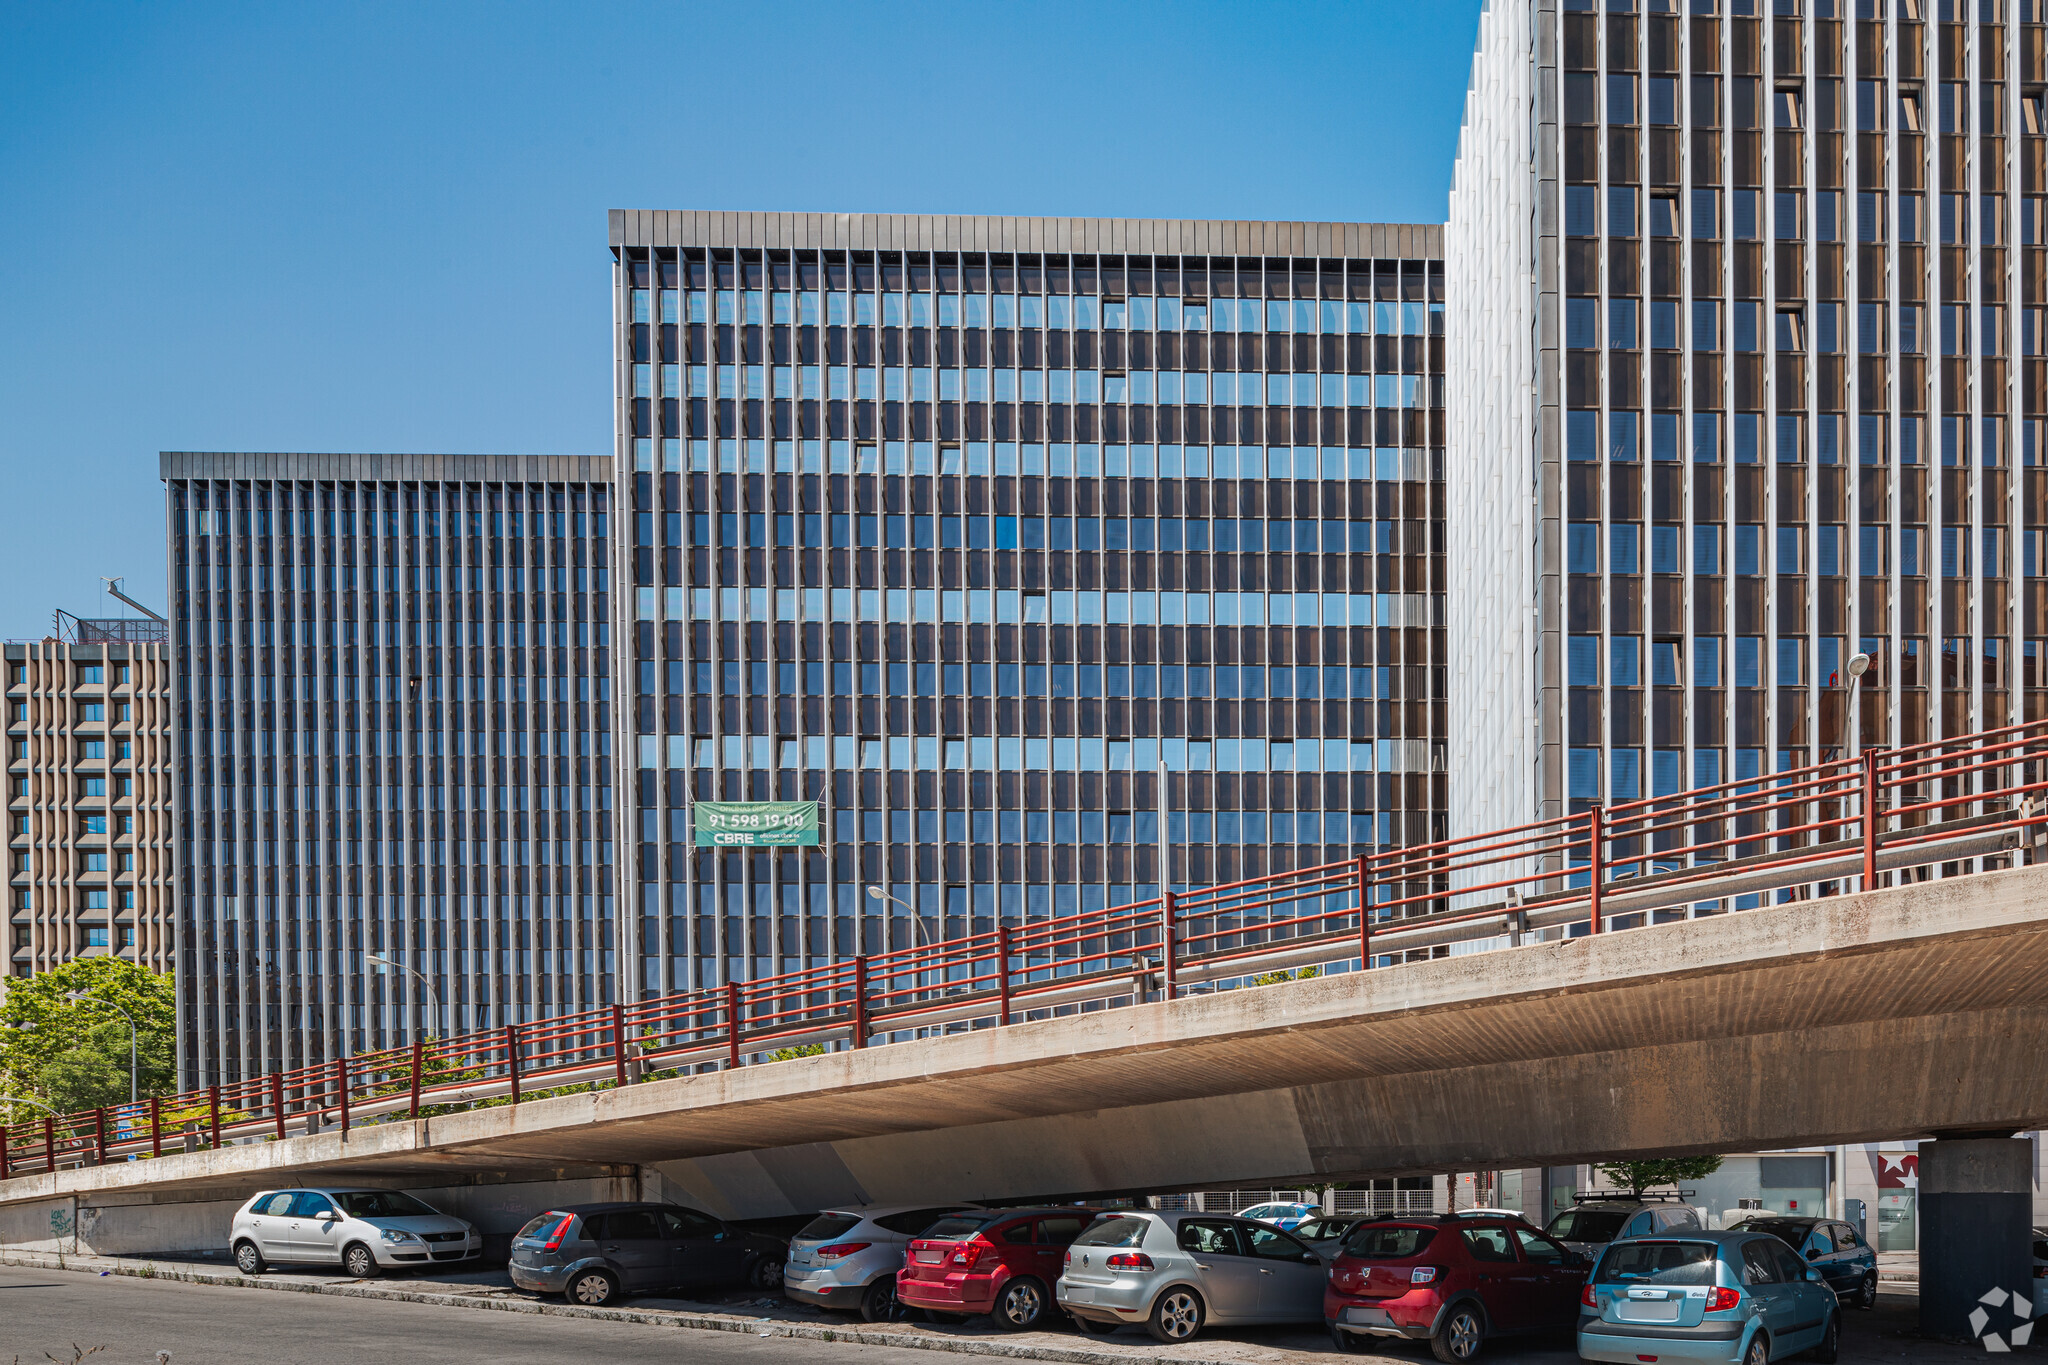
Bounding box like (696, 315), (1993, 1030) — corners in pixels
(0, 1), (1483, 639)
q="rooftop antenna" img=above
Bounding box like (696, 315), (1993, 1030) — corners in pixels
(102, 577), (165, 622)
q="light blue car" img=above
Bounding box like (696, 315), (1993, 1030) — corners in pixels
(1578, 1229), (1840, 1364)
(1237, 1201), (1321, 1232)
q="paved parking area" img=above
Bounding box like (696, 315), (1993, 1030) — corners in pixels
(0, 1252), (1992, 1364)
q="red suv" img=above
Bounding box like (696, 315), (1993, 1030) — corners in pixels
(897, 1207), (1096, 1331)
(1325, 1216), (1587, 1362)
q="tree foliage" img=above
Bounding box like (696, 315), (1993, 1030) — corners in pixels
(0, 959), (177, 1121)
(1596, 1156), (1725, 1197)
(1251, 966), (1322, 987)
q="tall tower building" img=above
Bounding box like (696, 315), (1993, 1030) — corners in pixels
(1449, 0), (2048, 843)
(5, 612), (174, 979)
(162, 452), (618, 1086)
(609, 212), (1448, 996)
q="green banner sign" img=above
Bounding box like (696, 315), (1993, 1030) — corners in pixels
(693, 800), (820, 848)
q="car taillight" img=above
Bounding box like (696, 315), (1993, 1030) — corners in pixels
(1581, 1284), (1598, 1308)
(1106, 1253), (1154, 1270)
(816, 1242), (871, 1259)
(952, 1237), (992, 1268)
(1410, 1266), (1440, 1285)
(541, 1214), (575, 1253)
(1706, 1287), (1742, 1312)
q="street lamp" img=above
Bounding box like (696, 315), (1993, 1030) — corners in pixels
(365, 954), (443, 1042)
(1839, 652), (1872, 760)
(865, 885), (929, 950)
(63, 992), (137, 1106)
(0, 1095), (57, 1117)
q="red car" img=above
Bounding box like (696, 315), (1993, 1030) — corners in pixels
(1325, 1215), (1587, 1362)
(897, 1207), (1097, 1330)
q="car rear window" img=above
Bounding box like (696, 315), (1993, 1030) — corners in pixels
(517, 1213), (565, 1239)
(1074, 1216), (1151, 1249)
(920, 1214), (997, 1241)
(874, 1208), (971, 1236)
(1738, 1219), (1810, 1247)
(1547, 1209), (1629, 1243)
(1595, 1240), (1718, 1286)
(1341, 1224), (1440, 1259)
(797, 1213), (863, 1240)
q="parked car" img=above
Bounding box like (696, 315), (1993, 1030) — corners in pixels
(1056, 1210), (1329, 1343)
(2033, 1226), (2047, 1315)
(1727, 1216), (1878, 1309)
(1578, 1229), (1840, 1364)
(1545, 1197), (1705, 1260)
(896, 1206), (1095, 1330)
(1324, 1214), (1586, 1362)
(782, 1203), (980, 1321)
(506, 1201), (785, 1307)
(1292, 1213), (1371, 1255)
(1238, 1201), (1321, 1230)
(230, 1186), (481, 1279)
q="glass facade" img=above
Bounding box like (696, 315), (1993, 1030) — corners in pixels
(1451, 0), (2048, 844)
(612, 222), (1449, 994)
(163, 455), (617, 1086)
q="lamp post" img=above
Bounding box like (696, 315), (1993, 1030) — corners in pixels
(365, 954), (443, 1042)
(63, 992), (137, 1106)
(0, 1095), (56, 1115)
(865, 885), (930, 951)
(1839, 652), (1872, 761)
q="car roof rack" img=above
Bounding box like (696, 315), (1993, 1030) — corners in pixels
(1573, 1191), (1696, 1203)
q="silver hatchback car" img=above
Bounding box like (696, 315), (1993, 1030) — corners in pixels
(781, 1203), (980, 1321)
(230, 1186), (481, 1279)
(1056, 1210), (1330, 1343)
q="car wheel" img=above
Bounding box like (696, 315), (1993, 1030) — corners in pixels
(992, 1276), (1048, 1331)
(233, 1240), (266, 1276)
(1809, 1311), (1840, 1363)
(1429, 1302), (1485, 1363)
(1743, 1334), (1770, 1365)
(566, 1268), (621, 1307)
(342, 1243), (379, 1280)
(747, 1255), (783, 1292)
(1069, 1313), (1120, 1335)
(1146, 1286), (1205, 1344)
(859, 1275), (900, 1323)
(1856, 1273), (1878, 1310)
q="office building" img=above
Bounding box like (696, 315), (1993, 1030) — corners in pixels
(5, 612), (174, 979)
(608, 211), (1447, 994)
(161, 452), (617, 1085)
(1448, 0), (2048, 843)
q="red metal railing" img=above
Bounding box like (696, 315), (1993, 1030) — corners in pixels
(5, 716), (2046, 1179)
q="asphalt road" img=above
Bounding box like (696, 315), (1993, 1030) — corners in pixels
(0, 1264), (943, 1365)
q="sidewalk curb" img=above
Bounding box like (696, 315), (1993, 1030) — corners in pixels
(0, 1251), (1274, 1365)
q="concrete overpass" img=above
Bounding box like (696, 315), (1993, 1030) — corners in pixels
(5, 861), (2043, 1224)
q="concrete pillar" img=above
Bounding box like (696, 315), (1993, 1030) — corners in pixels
(1918, 1138), (2034, 1342)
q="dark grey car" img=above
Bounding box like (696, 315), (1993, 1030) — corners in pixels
(507, 1201), (785, 1306)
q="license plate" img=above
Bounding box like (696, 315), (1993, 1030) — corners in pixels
(1345, 1306), (1392, 1326)
(915, 1249), (945, 1263)
(783, 1265), (809, 1279)
(1620, 1301), (1681, 1322)
(1066, 1286), (1094, 1303)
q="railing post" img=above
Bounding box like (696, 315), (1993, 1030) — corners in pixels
(150, 1095), (161, 1159)
(408, 1036), (424, 1120)
(1159, 893), (1177, 1002)
(208, 1084), (222, 1149)
(611, 1004), (630, 1087)
(852, 955), (870, 1048)
(1355, 853), (1373, 969)
(272, 1071), (286, 1142)
(44, 1116), (55, 1173)
(1862, 748), (1881, 891)
(725, 980), (742, 1069)
(93, 1108), (107, 1166)
(505, 1024), (522, 1104)
(995, 927), (1013, 1025)
(1587, 806), (1605, 935)
(335, 1057), (351, 1137)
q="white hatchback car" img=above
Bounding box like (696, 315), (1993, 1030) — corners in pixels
(782, 1203), (981, 1320)
(231, 1186), (481, 1279)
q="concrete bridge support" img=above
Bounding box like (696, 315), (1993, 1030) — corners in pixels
(1917, 1137), (2037, 1344)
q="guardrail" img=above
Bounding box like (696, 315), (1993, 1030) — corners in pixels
(6, 716), (2047, 1180)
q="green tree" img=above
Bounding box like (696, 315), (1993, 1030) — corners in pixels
(0, 958), (176, 1121)
(1252, 965), (1322, 987)
(768, 1043), (826, 1061)
(1596, 1156), (1724, 1197)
